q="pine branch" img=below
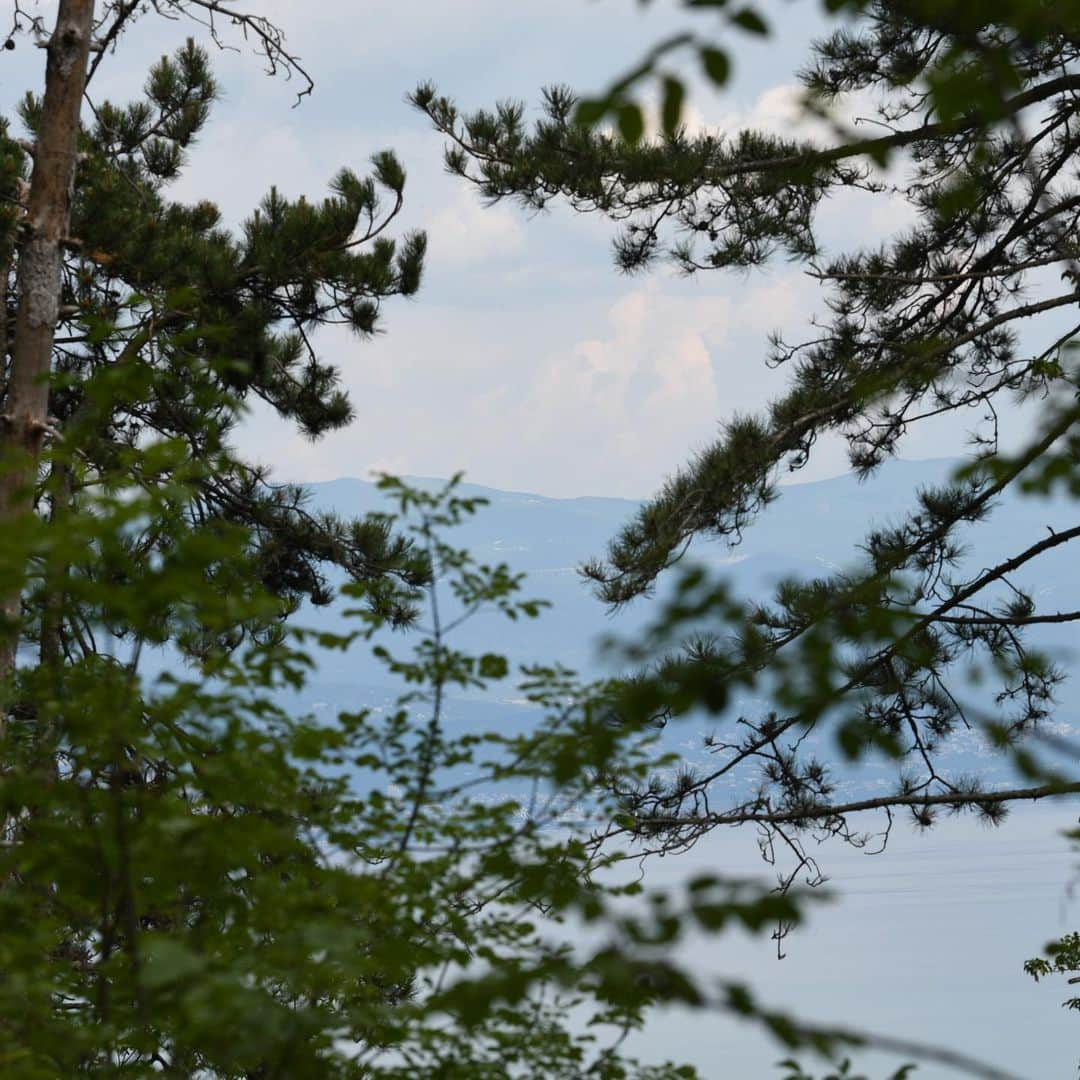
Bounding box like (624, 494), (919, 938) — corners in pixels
(626, 782), (1080, 830)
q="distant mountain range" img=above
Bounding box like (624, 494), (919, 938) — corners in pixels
(298, 457), (1078, 675)
(282, 457), (1078, 799)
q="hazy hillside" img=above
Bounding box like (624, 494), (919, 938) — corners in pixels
(298, 457), (1077, 670)
(284, 458), (1079, 799)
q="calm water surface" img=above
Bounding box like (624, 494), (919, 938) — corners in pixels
(614, 802), (1080, 1079)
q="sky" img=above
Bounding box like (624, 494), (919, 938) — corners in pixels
(0, 1), (1054, 499)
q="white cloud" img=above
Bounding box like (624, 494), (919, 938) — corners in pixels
(521, 286), (728, 460)
(8, 2), (978, 499)
(227, 264), (826, 498)
(426, 189), (525, 267)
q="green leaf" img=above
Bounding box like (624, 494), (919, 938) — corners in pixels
(574, 97), (609, 127)
(477, 652), (509, 679)
(141, 939), (206, 990)
(700, 47), (731, 86)
(618, 103), (645, 144)
(661, 76), (685, 136)
(729, 6), (769, 34)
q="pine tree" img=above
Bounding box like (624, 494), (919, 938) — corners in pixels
(0, 4), (428, 684)
(415, 1), (1080, 843)
(0, 8), (743, 1074)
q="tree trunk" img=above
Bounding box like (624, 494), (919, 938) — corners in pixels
(0, 0), (95, 683)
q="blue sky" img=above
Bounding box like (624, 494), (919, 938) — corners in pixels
(0, 1), (1053, 496)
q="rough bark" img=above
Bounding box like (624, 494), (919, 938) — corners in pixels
(0, 0), (95, 683)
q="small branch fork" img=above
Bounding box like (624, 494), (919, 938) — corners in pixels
(93, 1), (314, 104)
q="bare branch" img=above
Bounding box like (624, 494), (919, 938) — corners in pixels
(631, 783), (1080, 831)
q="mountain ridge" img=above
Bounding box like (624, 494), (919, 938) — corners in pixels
(303, 454), (966, 509)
